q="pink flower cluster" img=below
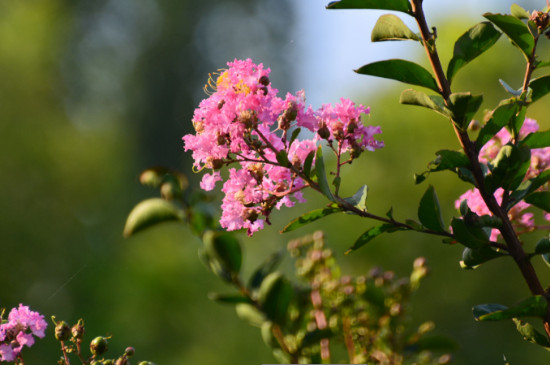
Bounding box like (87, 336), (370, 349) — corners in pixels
(0, 304), (47, 362)
(456, 119), (550, 241)
(183, 59), (383, 235)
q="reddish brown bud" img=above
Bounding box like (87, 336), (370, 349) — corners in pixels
(258, 75), (270, 86)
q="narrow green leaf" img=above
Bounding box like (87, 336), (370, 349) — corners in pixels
(281, 205), (342, 233)
(447, 22), (501, 83)
(343, 184), (368, 213)
(289, 127), (301, 147)
(314, 146), (335, 201)
(355, 59), (439, 92)
(236, 303), (265, 327)
(499, 78), (522, 96)
(511, 4), (530, 19)
(276, 150), (290, 167)
(448, 92), (483, 130)
(248, 250), (284, 291)
(418, 185), (446, 233)
(203, 230), (243, 275)
(530, 75), (550, 103)
(473, 296), (548, 321)
(303, 150), (315, 178)
(460, 246), (507, 269)
(483, 13), (535, 60)
(258, 272), (294, 324)
(452, 218), (490, 249)
(476, 102), (519, 149)
(399, 89), (450, 118)
(346, 224), (402, 254)
(513, 319), (550, 349)
(123, 198), (183, 237)
(525, 191), (550, 212)
(208, 293), (253, 305)
(326, 0), (412, 14)
(535, 60), (550, 69)
(523, 130), (550, 148)
(371, 14), (419, 42)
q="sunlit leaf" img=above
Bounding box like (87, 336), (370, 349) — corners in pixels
(418, 185), (446, 233)
(355, 59), (439, 92)
(508, 170), (550, 208)
(447, 22), (501, 83)
(371, 14), (419, 42)
(460, 246), (507, 269)
(343, 184), (368, 213)
(429, 150), (470, 172)
(236, 303), (265, 327)
(513, 319), (550, 349)
(485, 144), (531, 191)
(123, 198), (183, 237)
(499, 78), (522, 96)
(399, 89), (449, 118)
(326, 0), (412, 14)
(483, 13), (535, 60)
(473, 296), (548, 321)
(523, 130), (550, 148)
(346, 224), (402, 254)
(281, 205), (342, 233)
(511, 4), (530, 19)
(476, 102), (519, 149)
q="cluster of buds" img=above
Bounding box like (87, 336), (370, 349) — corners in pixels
(183, 59), (383, 235)
(53, 318), (155, 365)
(0, 304), (47, 362)
(456, 119), (550, 240)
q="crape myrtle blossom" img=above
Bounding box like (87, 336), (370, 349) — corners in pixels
(0, 304), (47, 362)
(456, 119), (550, 241)
(183, 59), (383, 235)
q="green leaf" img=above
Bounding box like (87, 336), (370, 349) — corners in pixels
(326, 0), (412, 14)
(301, 328), (334, 348)
(276, 150), (290, 167)
(314, 146), (335, 201)
(208, 293), (253, 305)
(513, 319), (550, 349)
(371, 14), (419, 42)
(511, 4), (530, 19)
(535, 236), (550, 254)
(448, 92), (483, 130)
(399, 89), (449, 118)
(535, 60), (550, 69)
(447, 22), (501, 83)
(523, 130), (550, 148)
(346, 224), (402, 254)
(258, 272), (294, 324)
(343, 184), (368, 213)
(355, 59), (439, 92)
(483, 13), (535, 60)
(289, 127), (301, 147)
(486, 144), (531, 191)
(460, 246), (507, 269)
(303, 150), (315, 178)
(525, 191), (550, 212)
(203, 230), (242, 275)
(451, 218), (490, 249)
(280, 205), (342, 233)
(476, 102), (519, 149)
(499, 78), (522, 96)
(429, 150), (470, 172)
(248, 250), (284, 291)
(473, 296), (548, 321)
(261, 321), (279, 349)
(508, 170), (550, 208)
(530, 75), (550, 103)
(418, 185), (446, 233)
(123, 198), (183, 237)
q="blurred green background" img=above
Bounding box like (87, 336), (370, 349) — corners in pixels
(2, 0), (550, 364)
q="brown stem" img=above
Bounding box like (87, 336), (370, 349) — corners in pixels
(342, 316), (356, 363)
(410, 0), (550, 338)
(60, 341), (72, 365)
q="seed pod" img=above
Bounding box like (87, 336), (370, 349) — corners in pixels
(55, 321), (71, 341)
(90, 336), (109, 357)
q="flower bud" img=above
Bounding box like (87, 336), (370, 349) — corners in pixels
(124, 347), (135, 357)
(317, 124), (330, 140)
(258, 75), (270, 86)
(71, 320), (85, 339)
(90, 336), (109, 357)
(530, 10), (550, 30)
(55, 321), (71, 341)
(115, 358), (127, 365)
(104, 361), (114, 365)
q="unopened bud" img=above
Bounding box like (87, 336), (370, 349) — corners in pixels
(124, 347), (135, 357)
(55, 321), (71, 341)
(347, 119), (357, 133)
(115, 358), (127, 365)
(258, 75), (270, 86)
(71, 319), (85, 339)
(530, 10), (550, 30)
(242, 208), (259, 223)
(90, 336), (109, 357)
(238, 110), (258, 129)
(317, 125), (330, 140)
